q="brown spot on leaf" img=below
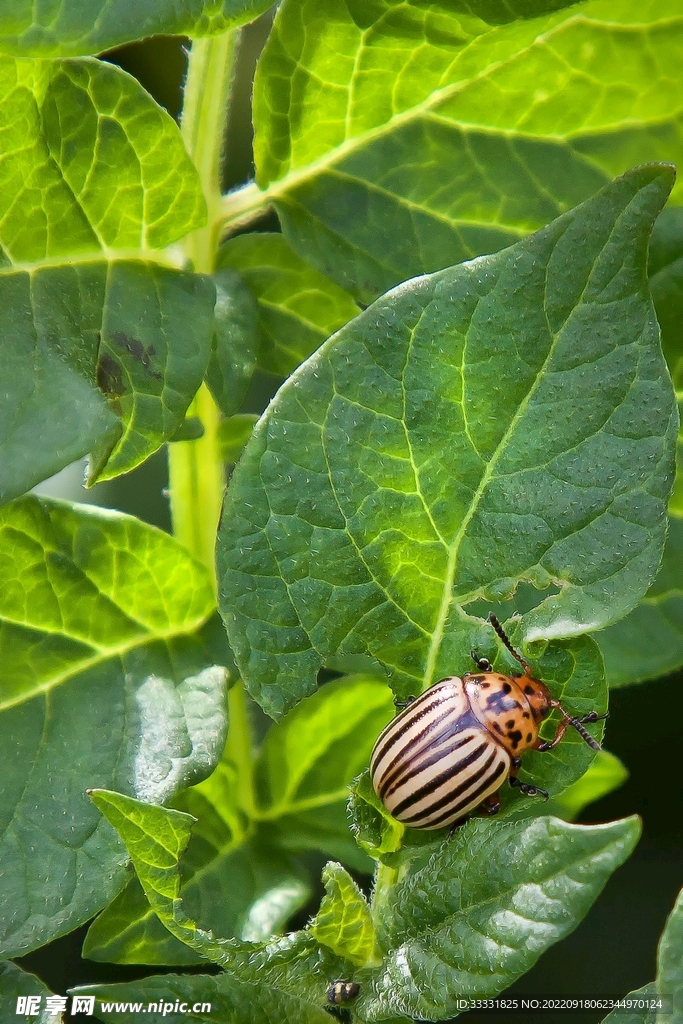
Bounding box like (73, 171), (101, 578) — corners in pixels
(97, 351), (124, 397)
(111, 331), (162, 380)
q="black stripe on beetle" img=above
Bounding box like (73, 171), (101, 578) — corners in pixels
(370, 613), (607, 830)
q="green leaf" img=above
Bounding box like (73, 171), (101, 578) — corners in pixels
(0, 963), (55, 1024)
(249, 0), (683, 302)
(0, 496), (228, 958)
(0, 58), (204, 260)
(83, 840), (309, 965)
(359, 815), (641, 1021)
(657, 888), (683, 1024)
(72, 972), (336, 1024)
(0, 1), (275, 57)
(218, 166), (676, 717)
(217, 415), (258, 463)
(205, 270), (259, 418)
(348, 771), (405, 862)
(549, 748), (628, 820)
(311, 862), (375, 967)
(598, 514), (683, 686)
(216, 233), (360, 377)
(253, 675), (395, 868)
(0, 57), (216, 496)
(600, 984), (660, 1024)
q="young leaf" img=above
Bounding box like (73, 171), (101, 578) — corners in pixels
(72, 972), (336, 1024)
(0, 497), (228, 958)
(205, 270), (259, 418)
(0, 1), (275, 58)
(311, 862), (375, 966)
(216, 234), (359, 377)
(0, 57), (216, 496)
(546, 748), (628, 821)
(598, 514), (683, 686)
(657, 888), (683, 1024)
(359, 815), (641, 1021)
(83, 840), (309, 966)
(253, 675), (395, 869)
(218, 165), (676, 717)
(249, 0), (683, 301)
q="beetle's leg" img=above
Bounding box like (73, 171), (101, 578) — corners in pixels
(393, 694), (416, 709)
(533, 717), (568, 752)
(577, 711), (609, 724)
(470, 649), (492, 672)
(480, 791), (501, 815)
(448, 816), (469, 836)
(509, 775), (549, 800)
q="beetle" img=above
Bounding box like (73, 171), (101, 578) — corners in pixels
(370, 613), (607, 830)
(326, 981), (360, 1005)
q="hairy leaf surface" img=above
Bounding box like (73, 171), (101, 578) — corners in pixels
(251, 0), (683, 301)
(0, 497), (228, 958)
(310, 862), (374, 966)
(359, 815), (641, 1021)
(0, 1), (275, 57)
(218, 167), (676, 716)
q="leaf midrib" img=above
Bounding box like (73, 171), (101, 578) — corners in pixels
(0, 612), (214, 713)
(224, 8), (683, 228)
(385, 820), (635, 951)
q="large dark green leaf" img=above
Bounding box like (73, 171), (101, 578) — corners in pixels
(0, 57), (215, 497)
(218, 166), (677, 717)
(0, 496), (228, 958)
(0, 1), (275, 57)
(240, 0), (683, 302)
(599, 514), (683, 686)
(216, 233), (359, 377)
(359, 815), (640, 1021)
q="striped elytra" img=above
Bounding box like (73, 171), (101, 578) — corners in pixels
(370, 614), (606, 830)
(370, 677), (511, 829)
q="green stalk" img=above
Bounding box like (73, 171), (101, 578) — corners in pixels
(168, 33), (238, 579)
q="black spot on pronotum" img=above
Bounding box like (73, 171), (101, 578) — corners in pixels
(493, 722), (503, 734)
(506, 719), (515, 729)
(509, 730), (523, 749)
(523, 711), (530, 719)
(502, 682), (512, 694)
(526, 732), (532, 743)
(524, 684), (535, 695)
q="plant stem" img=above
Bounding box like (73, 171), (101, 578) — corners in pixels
(168, 33), (238, 579)
(225, 681), (256, 819)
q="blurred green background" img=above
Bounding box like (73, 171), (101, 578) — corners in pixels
(17, 23), (683, 1024)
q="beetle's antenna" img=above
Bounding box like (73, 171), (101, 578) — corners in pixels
(488, 612), (531, 675)
(564, 714), (602, 751)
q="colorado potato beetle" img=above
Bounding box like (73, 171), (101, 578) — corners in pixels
(370, 613), (606, 830)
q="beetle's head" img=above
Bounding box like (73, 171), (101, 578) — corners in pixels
(518, 676), (553, 722)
